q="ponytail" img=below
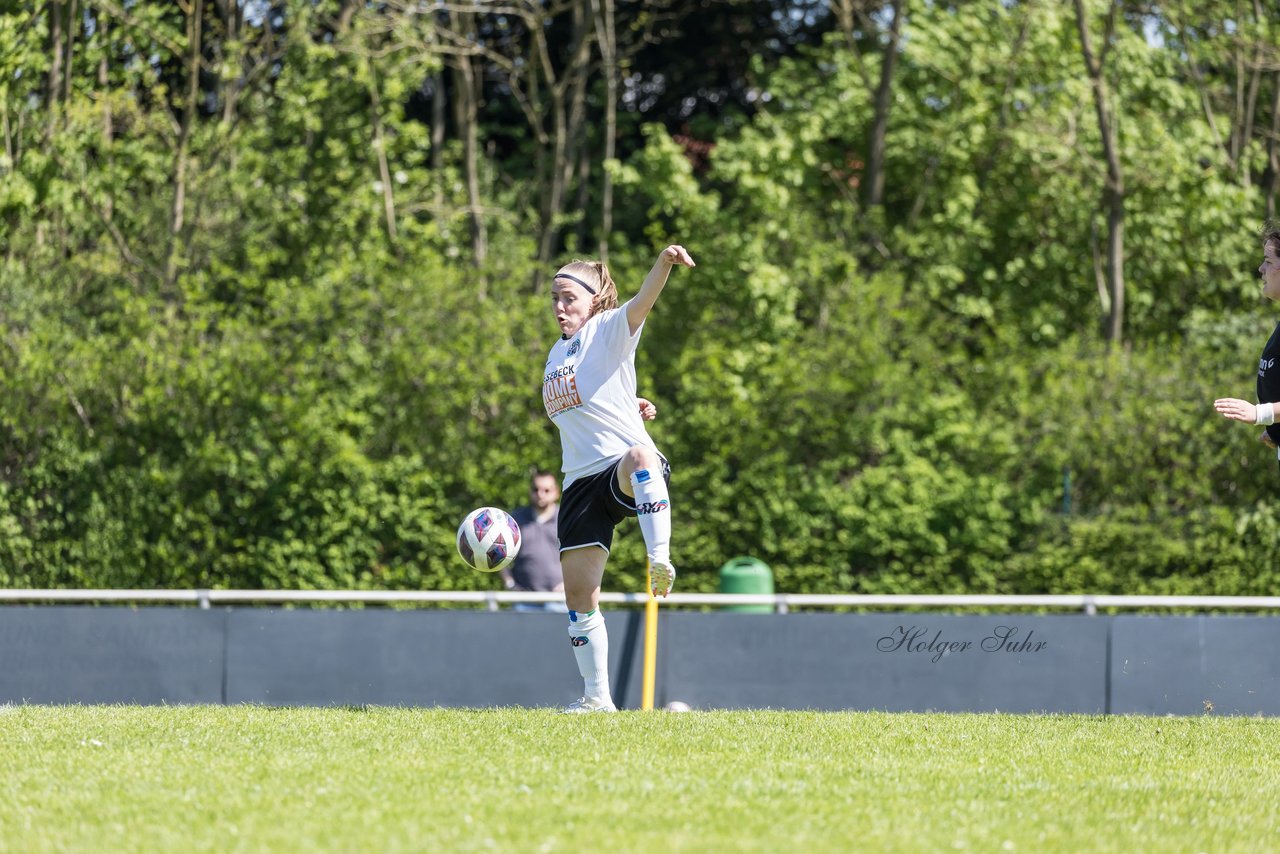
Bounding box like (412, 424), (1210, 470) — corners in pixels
(556, 259), (620, 318)
(590, 262), (619, 317)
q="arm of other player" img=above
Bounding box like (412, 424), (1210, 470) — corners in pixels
(626, 244), (695, 336)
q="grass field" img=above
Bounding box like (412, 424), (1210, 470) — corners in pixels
(0, 706), (1276, 852)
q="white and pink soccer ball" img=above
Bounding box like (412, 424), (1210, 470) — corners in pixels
(456, 507), (522, 573)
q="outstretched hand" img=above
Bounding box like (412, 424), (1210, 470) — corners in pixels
(661, 245), (696, 268)
(1217, 398), (1280, 447)
(1215, 397), (1260, 424)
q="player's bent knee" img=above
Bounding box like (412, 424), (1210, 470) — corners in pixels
(624, 444), (659, 474)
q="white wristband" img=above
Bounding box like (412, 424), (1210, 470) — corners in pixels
(1256, 402), (1275, 426)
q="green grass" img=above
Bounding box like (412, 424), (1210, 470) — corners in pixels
(1, 706), (1277, 852)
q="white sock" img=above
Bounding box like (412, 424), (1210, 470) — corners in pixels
(630, 468), (671, 564)
(567, 609), (611, 701)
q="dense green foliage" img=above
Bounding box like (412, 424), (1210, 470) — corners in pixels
(2, 1), (1279, 593)
(2, 706), (1278, 851)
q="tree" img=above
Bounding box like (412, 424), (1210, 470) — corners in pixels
(1074, 0), (1126, 345)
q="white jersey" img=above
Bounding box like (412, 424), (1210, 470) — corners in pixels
(542, 301), (658, 487)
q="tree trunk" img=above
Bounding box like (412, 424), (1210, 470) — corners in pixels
(63, 0), (78, 106)
(593, 0), (617, 260)
(1090, 217), (1110, 317)
(219, 0), (242, 124)
(529, 33), (548, 289)
(337, 0), (359, 34)
(430, 70), (446, 173)
(561, 4), (591, 253)
(367, 64), (399, 248)
(831, 0), (857, 49)
(1074, 0), (1125, 345)
(863, 0), (904, 210)
(1104, 185), (1124, 343)
(463, 61), (487, 266)
(1, 100), (12, 167)
(534, 96), (569, 274)
(37, 1), (66, 247)
(2, 102), (13, 266)
(47, 1), (63, 119)
(535, 3), (593, 272)
(1239, 56), (1260, 189)
(1266, 71), (1280, 220)
(96, 9), (113, 222)
(572, 141), (592, 253)
(165, 0), (204, 290)
(450, 11), (487, 266)
(97, 11), (111, 143)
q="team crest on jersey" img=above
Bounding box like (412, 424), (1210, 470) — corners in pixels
(567, 338), (581, 357)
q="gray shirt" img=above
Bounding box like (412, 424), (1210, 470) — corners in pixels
(508, 505), (562, 591)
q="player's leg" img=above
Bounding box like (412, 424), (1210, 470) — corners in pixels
(616, 445), (674, 597)
(560, 544), (615, 712)
(562, 543), (606, 614)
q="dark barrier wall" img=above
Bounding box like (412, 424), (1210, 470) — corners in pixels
(657, 613), (1108, 713)
(0, 607), (226, 704)
(1109, 615), (1280, 716)
(225, 609), (645, 708)
(2, 607), (1278, 715)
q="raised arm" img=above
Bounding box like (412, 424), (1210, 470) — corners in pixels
(626, 244), (696, 335)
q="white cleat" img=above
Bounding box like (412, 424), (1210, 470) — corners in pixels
(649, 560), (676, 598)
(563, 696), (617, 714)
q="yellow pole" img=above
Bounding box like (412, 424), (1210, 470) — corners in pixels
(641, 560), (659, 710)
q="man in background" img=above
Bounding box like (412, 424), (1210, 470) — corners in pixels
(503, 470), (566, 610)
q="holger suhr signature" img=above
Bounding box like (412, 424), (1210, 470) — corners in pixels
(877, 625), (1048, 663)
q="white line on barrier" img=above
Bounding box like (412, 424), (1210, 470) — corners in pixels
(1, 589), (1279, 612)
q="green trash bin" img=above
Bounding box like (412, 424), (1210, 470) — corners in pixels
(718, 556), (774, 613)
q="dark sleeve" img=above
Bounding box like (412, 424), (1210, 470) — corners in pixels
(509, 506), (532, 528)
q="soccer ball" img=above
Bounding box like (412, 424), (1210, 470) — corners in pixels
(456, 507), (522, 573)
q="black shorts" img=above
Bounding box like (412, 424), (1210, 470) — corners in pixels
(558, 455), (671, 554)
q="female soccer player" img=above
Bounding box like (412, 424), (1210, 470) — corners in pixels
(542, 244), (696, 712)
(1214, 222), (1280, 464)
